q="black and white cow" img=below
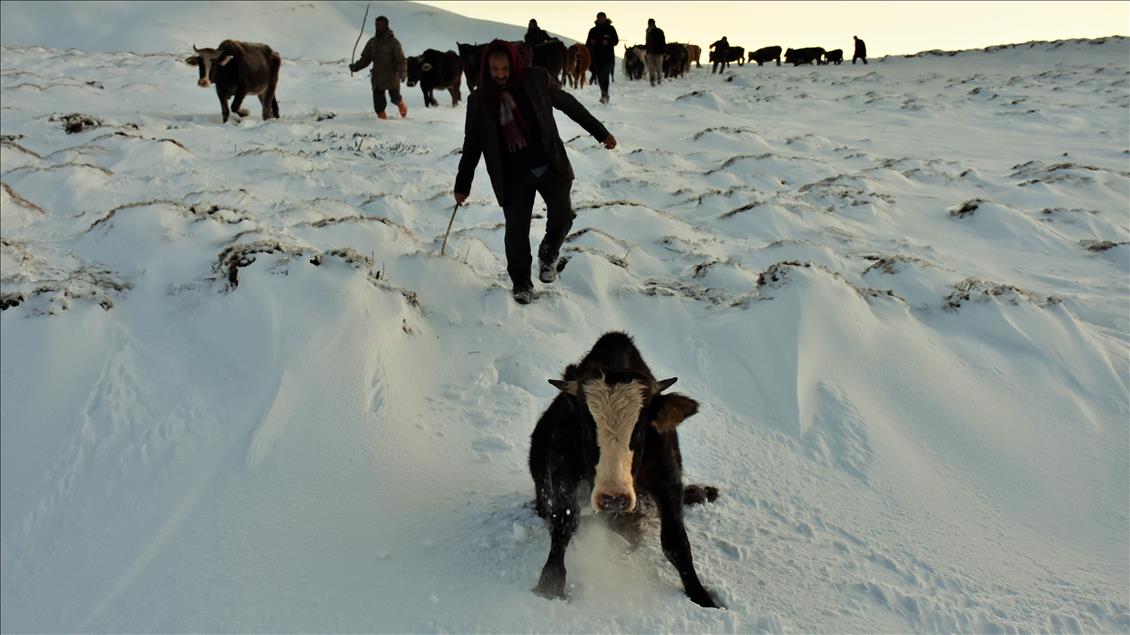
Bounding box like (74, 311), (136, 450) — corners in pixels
(623, 44), (646, 81)
(406, 49), (463, 107)
(528, 331), (721, 608)
(184, 40), (280, 123)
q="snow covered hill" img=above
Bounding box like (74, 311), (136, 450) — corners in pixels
(1, 2), (1128, 632)
(0, 0), (572, 60)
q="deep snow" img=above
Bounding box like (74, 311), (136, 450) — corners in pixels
(1, 2), (1128, 633)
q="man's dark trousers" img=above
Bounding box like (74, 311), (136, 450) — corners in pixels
(502, 166), (574, 290)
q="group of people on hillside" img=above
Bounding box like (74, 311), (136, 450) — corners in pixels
(347, 13), (865, 305)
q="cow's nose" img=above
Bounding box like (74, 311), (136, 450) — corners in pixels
(597, 493), (631, 512)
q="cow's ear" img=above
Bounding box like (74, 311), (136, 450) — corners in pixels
(548, 379), (579, 396)
(651, 393), (699, 433)
(218, 55), (234, 66)
(184, 56), (200, 66)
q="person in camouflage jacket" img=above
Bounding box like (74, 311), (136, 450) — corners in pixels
(349, 15), (408, 119)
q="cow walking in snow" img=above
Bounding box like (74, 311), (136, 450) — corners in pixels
(528, 331), (721, 608)
(406, 49), (463, 107)
(185, 40), (280, 123)
(748, 45), (783, 66)
(563, 43), (591, 89)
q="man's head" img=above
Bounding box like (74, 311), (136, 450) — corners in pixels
(375, 16), (389, 34)
(529, 19), (538, 28)
(488, 50), (510, 87)
(596, 12), (607, 24)
(647, 18), (655, 27)
(480, 40), (522, 91)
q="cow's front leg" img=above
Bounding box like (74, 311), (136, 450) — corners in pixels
(655, 485), (719, 608)
(230, 90), (250, 117)
(533, 469), (580, 600)
(216, 89), (231, 123)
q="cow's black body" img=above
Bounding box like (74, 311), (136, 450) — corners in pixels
(748, 45), (783, 66)
(186, 40), (280, 123)
(663, 43), (688, 79)
(457, 42), (486, 92)
(532, 39), (568, 83)
(406, 49), (463, 107)
(785, 47), (826, 66)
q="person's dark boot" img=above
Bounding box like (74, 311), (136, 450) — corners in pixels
(539, 258), (558, 284)
(512, 287), (535, 304)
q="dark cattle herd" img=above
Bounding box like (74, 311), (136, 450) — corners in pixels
(184, 31), (868, 122)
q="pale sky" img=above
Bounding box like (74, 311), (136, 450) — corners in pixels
(416, 1), (1129, 57)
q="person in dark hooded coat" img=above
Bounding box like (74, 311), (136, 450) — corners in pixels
(585, 12), (619, 103)
(525, 19), (550, 47)
(454, 41), (618, 304)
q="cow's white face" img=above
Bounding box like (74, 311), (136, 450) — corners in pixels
(549, 373), (691, 513)
(584, 378), (646, 513)
(184, 47), (233, 88)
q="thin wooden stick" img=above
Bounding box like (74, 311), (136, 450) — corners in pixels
(350, 3), (370, 76)
(439, 201), (461, 256)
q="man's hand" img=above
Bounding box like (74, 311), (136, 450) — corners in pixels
(454, 192), (468, 204)
(602, 134), (618, 150)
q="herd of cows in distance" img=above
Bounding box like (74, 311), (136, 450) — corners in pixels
(408, 40), (859, 108)
(182, 35), (865, 122)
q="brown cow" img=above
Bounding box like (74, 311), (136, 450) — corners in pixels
(184, 40), (280, 123)
(563, 43), (591, 89)
(686, 44), (702, 70)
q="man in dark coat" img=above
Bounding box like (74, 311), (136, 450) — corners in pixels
(710, 36), (730, 74)
(525, 19), (550, 48)
(349, 16), (408, 119)
(454, 40), (618, 305)
(585, 12), (619, 104)
(645, 18), (666, 86)
(853, 35), (868, 64)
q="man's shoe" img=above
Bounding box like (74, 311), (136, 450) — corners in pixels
(539, 258), (558, 284)
(512, 288), (535, 305)
(398, 101), (408, 118)
(377, 111), (388, 120)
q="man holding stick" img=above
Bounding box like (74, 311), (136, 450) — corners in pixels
(453, 40), (617, 305)
(349, 15), (407, 120)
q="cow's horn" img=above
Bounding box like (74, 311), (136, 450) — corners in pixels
(421, 62), (433, 72)
(193, 44), (200, 52)
(655, 377), (678, 392)
(548, 379), (579, 395)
